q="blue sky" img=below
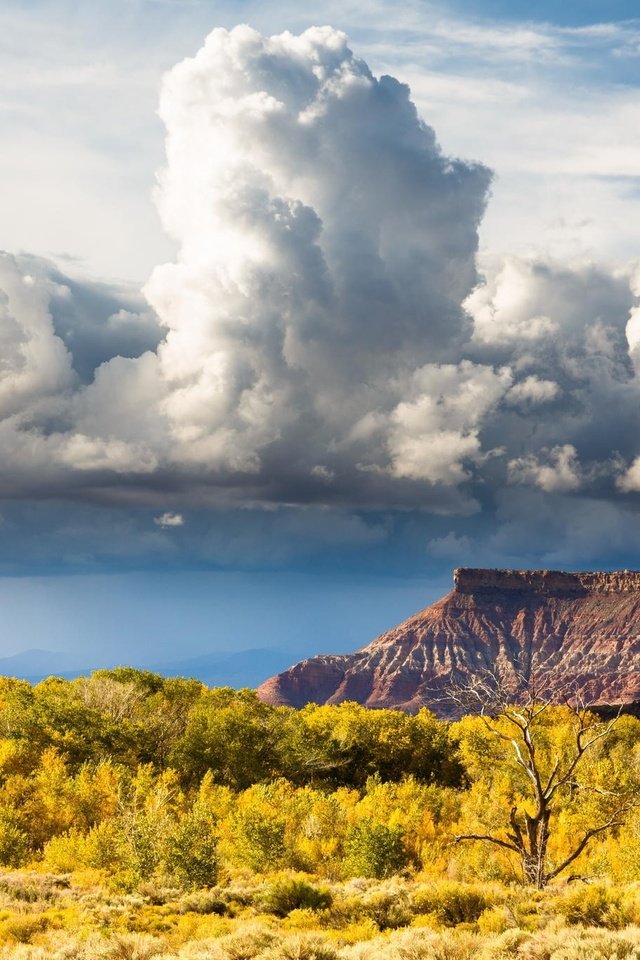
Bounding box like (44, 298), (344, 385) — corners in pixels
(0, 570), (444, 667)
(0, 0), (639, 675)
(452, 0), (636, 26)
(3, 0), (639, 279)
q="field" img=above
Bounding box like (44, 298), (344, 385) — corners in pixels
(2, 871), (640, 958)
(0, 670), (640, 956)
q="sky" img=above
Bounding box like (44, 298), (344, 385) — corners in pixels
(0, 0), (639, 672)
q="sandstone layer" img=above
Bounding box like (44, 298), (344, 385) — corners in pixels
(256, 569), (640, 715)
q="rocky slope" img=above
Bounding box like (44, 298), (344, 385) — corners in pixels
(256, 569), (640, 715)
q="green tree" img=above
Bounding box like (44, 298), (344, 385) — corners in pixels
(344, 821), (407, 879)
(281, 702), (462, 788)
(171, 688), (281, 789)
(228, 784), (288, 871)
(162, 806), (219, 889)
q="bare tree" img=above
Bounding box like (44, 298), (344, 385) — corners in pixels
(447, 670), (632, 889)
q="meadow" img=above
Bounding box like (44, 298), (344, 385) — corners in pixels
(0, 670), (639, 956)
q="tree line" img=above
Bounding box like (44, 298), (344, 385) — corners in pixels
(0, 669), (461, 788)
(0, 669), (639, 890)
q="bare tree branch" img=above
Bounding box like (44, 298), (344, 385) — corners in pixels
(545, 812), (629, 882)
(453, 833), (521, 855)
(446, 665), (629, 888)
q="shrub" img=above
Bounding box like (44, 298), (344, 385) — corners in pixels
(552, 883), (628, 929)
(283, 909), (325, 932)
(42, 830), (86, 873)
(356, 881), (413, 930)
(501, 926), (640, 960)
(0, 820), (30, 869)
(262, 933), (338, 960)
(260, 876), (332, 917)
(344, 927), (478, 960)
(94, 933), (166, 959)
(230, 808), (286, 872)
(212, 924), (278, 960)
(0, 913), (48, 944)
(0, 874), (67, 904)
(343, 823), (407, 879)
(176, 889), (228, 915)
(137, 881), (178, 906)
(412, 882), (490, 926)
(476, 906), (512, 936)
(162, 809), (219, 890)
(84, 820), (124, 871)
(475, 928), (529, 959)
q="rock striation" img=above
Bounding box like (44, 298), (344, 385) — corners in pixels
(257, 569), (640, 715)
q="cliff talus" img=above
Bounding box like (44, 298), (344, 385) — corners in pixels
(257, 569), (640, 715)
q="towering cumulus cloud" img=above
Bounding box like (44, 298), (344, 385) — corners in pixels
(1, 24), (640, 547)
(144, 25), (495, 507)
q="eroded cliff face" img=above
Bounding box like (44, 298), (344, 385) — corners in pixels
(453, 568), (640, 595)
(256, 569), (640, 715)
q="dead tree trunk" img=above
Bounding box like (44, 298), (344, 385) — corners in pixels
(451, 675), (629, 889)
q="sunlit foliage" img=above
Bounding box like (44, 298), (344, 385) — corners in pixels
(0, 669), (636, 904)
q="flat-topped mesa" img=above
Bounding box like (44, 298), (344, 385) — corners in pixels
(453, 568), (640, 596)
(257, 567), (640, 715)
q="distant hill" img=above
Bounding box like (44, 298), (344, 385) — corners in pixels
(147, 647), (299, 688)
(257, 568), (640, 715)
(0, 649), (88, 681)
(0, 646), (291, 688)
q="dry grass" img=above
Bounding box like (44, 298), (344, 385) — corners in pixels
(0, 871), (639, 959)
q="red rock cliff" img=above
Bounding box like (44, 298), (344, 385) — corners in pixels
(256, 568), (640, 714)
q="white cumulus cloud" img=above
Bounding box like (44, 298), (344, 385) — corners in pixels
(508, 444), (582, 493)
(0, 25), (499, 510)
(505, 375), (559, 407)
(154, 512), (185, 528)
(142, 24), (493, 496)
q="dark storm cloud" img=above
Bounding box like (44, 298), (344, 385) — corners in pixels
(3, 254), (162, 384)
(47, 271), (162, 383)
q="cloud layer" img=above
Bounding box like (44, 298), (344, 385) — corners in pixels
(1, 24), (640, 570)
(1, 26), (498, 508)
